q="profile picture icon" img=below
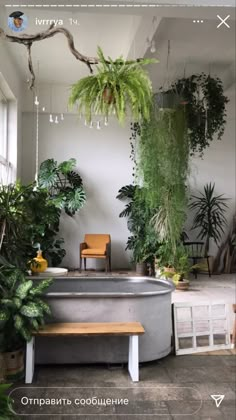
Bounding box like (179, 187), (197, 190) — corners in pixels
(8, 11), (28, 32)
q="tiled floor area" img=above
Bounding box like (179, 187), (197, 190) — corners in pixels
(10, 350), (236, 419)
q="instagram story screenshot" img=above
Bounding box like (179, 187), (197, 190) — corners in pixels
(0, 0), (235, 419)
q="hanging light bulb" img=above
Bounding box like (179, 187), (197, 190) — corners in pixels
(104, 116), (109, 126)
(61, 113), (64, 121)
(96, 121), (101, 130)
(55, 116), (59, 124)
(84, 120), (87, 126)
(42, 107), (46, 112)
(150, 39), (156, 53)
(34, 96), (39, 106)
(49, 114), (54, 123)
(89, 121), (93, 129)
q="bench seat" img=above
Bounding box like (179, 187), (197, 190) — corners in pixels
(25, 322), (145, 384)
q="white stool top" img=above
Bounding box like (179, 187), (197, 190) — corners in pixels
(35, 267), (68, 277)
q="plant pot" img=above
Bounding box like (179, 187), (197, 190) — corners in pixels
(0, 353), (6, 382)
(155, 91), (180, 109)
(136, 262), (147, 276)
(3, 348), (25, 381)
(176, 279), (189, 291)
(102, 87), (114, 105)
(164, 266), (175, 274)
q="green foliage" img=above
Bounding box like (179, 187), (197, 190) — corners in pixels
(173, 73), (229, 156)
(139, 104), (189, 256)
(0, 259), (53, 352)
(0, 384), (15, 419)
(0, 182), (65, 268)
(117, 185), (159, 263)
(190, 183), (229, 255)
(38, 158), (86, 216)
(69, 47), (157, 125)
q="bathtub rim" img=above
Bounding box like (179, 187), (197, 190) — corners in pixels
(41, 276), (175, 298)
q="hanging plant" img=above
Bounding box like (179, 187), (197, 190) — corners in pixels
(172, 73), (229, 156)
(138, 103), (190, 256)
(69, 47), (158, 125)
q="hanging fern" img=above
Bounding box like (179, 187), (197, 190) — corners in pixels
(69, 47), (158, 125)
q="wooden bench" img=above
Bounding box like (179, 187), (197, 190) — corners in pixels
(25, 322), (145, 384)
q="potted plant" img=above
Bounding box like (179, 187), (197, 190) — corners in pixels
(161, 247), (199, 291)
(190, 183), (229, 269)
(0, 384), (15, 419)
(0, 259), (53, 380)
(117, 185), (159, 275)
(69, 47), (157, 125)
(0, 182), (65, 268)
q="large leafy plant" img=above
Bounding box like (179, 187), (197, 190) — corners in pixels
(69, 47), (157, 125)
(172, 74), (229, 156)
(0, 259), (53, 352)
(117, 185), (159, 264)
(0, 183), (65, 268)
(190, 183), (229, 255)
(38, 158), (86, 216)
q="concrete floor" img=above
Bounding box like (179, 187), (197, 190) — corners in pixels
(9, 350), (236, 419)
(9, 272), (235, 419)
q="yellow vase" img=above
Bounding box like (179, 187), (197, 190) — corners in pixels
(31, 250), (48, 273)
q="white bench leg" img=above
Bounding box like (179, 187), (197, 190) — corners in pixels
(128, 335), (139, 382)
(25, 337), (35, 384)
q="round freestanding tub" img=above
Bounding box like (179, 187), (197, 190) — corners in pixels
(37, 277), (174, 364)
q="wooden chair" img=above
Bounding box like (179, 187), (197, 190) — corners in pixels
(80, 234), (111, 272)
(184, 241), (211, 278)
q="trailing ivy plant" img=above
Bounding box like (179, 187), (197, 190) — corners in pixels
(38, 158), (86, 216)
(138, 103), (190, 256)
(172, 73), (229, 156)
(69, 47), (157, 125)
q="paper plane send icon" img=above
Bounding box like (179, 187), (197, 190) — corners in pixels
(211, 395), (225, 408)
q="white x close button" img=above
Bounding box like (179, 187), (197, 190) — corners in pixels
(217, 15), (230, 29)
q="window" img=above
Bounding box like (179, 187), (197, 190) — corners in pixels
(0, 88), (7, 160)
(0, 87), (15, 185)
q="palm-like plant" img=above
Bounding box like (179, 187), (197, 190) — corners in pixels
(69, 47), (157, 125)
(38, 158), (86, 216)
(190, 183), (229, 255)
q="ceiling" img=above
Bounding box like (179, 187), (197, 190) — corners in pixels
(0, 3), (235, 89)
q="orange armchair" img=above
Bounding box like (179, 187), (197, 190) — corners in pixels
(80, 234), (111, 272)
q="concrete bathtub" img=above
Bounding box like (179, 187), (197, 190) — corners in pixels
(37, 277), (174, 364)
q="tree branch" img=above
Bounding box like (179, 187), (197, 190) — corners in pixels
(0, 24), (99, 89)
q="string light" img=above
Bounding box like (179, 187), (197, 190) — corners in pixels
(55, 116), (59, 124)
(96, 121), (101, 130)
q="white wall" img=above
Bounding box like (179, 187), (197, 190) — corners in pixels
(0, 9), (23, 177)
(21, 81), (235, 268)
(22, 106), (133, 269)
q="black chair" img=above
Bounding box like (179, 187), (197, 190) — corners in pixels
(183, 241), (211, 278)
